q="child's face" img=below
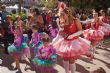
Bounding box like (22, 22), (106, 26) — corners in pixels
(6, 17), (11, 23)
(43, 42), (49, 46)
(32, 29), (37, 33)
(17, 17), (21, 21)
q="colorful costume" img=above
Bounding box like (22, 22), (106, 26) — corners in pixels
(99, 16), (110, 36)
(8, 26), (30, 58)
(34, 44), (56, 67)
(53, 19), (91, 59)
(30, 32), (43, 53)
(83, 20), (104, 41)
(48, 25), (58, 39)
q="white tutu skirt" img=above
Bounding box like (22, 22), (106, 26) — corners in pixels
(99, 24), (110, 36)
(83, 29), (104, 41)
(53, 36), (91, 59)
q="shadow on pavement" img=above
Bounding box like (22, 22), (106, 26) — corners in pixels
(96, 57), (110, 69)
(76, 63), (89, 73)
(80, 57), (95, 65)
(0, 54), (15, 71)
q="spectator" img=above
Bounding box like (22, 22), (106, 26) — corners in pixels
(32, 8), (44, 32)
(1, 5), (9, 23)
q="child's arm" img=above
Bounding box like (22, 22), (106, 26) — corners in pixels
(34, 34), (41, 46)
(10, 21), (15, 34)
(29, 38), (32, 45)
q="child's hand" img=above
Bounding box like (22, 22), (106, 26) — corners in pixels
(32, 45), (35, 49)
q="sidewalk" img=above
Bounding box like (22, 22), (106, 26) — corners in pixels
(0, 41), (110, 73)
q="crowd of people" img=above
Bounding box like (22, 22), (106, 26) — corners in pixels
(0, 2), (110, 73)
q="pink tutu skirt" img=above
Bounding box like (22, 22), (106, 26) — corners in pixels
(83, 29), (104, 41)
(22, 47), (31, 59)
(53, 37), (91, 59)
(99, 26), (110, 36)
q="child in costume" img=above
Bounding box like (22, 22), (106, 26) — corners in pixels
(34, 35), (56, 73)
(83, 12), (104, 59)
(29, 25), (42, 59)
(99, 10), (110, 36)
(8, 25), (30, 70)
(53, 7), (91, 73)
(48, 21), (59, 39)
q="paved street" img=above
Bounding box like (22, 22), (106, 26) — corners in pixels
(0, 38), (110, 73)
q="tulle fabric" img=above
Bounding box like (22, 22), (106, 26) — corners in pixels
(34, 45), (57, 67)
(83, 29), (104, 41)
(22, 48), (31, 59)
(53, 36), (91, 59)
(8, 44), (22, 57)
(99, 26), (110, 36)
(8, 34), (30, 58)
(34, 54), (56, 67)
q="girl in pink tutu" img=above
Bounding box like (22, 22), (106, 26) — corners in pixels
(83, 12), (104, 58)
(99, 10), (110, 36)
(53, 8), (91, 73)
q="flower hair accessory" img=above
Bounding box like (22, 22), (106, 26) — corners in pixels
(58, 2), (66, 12)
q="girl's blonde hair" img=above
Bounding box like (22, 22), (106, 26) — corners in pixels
(63, 8), (73, 24)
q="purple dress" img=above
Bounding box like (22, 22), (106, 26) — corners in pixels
(49, 27), (58, 39)
(34, 44), (56, 67)
(8, 26), (30, 58)
(30, 32), (42, 48)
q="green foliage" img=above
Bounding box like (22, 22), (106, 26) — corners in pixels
(71, 0), (80, 8)
(10, 14), (18, 21)
(10, 12), (27, 21)
(71, 0), (110, 9)
(20, 12), (27, 21)
(40, 0), (57, 8)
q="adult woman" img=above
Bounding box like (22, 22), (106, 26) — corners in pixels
(53, 8), (91, 73)
(25, 15), (33, 40)
(32, 8), (44, 32)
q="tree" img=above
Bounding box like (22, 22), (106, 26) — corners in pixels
(71, 0), (110, 10)
(40, 0), (58, 8)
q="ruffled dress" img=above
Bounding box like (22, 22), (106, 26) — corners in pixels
(53, 20), (91, 59)
(83, 20), (104, 41)
(30, 32), (43, 53)
(34, 44), (56, 66)
(8, 34), (29, 58)
(99, 16), (110, 36)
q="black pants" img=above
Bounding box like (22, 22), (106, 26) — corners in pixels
(0, 33), (14, 54)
